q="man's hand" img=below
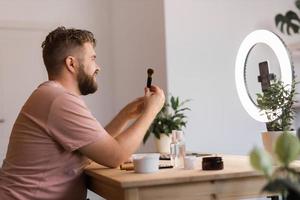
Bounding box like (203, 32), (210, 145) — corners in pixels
(144, 85), (165, 116)
(121, 85), (165, 120)
(120, 97), (144, 120)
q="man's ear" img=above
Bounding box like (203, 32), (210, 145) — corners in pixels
(65, 56), (77, 74)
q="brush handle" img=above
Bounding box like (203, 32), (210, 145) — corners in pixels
(147, 77), (152, 88)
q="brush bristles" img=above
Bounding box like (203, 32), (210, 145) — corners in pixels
(147, 68), (154, 76)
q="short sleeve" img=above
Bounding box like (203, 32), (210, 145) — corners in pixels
(47, 93), (107, 152)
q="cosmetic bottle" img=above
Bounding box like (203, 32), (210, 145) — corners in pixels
(170, 130), (179, 167)
(176, 130), (186, 168)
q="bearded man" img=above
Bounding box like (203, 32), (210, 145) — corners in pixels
(0, 27), (165, 200)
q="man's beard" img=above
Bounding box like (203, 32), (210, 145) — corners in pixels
(77, 63), (98, 95)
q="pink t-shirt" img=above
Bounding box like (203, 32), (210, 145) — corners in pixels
(0, 81), (107, 200)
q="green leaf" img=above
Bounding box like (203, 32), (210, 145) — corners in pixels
(250, 147), (273, 178)
(296, 0), (300, 10)
(170, 96), (176, 110)
(143, 130), (151, 144)
(175, 97), (179, 109)
(175, 107), (191, 114)
(275, 132), (300, 166)
(275, 11), (300, 35)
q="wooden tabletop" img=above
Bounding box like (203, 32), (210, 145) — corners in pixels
(85, 155), (267, 188)
(85, 155), (300, 200)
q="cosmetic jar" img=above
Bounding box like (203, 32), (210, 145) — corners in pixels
(202, 156), (224, 170)
(132, 153), (160, 173)
(184, 156), (197, 170)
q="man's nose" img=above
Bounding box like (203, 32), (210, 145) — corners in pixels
(96, 63), (101, 72)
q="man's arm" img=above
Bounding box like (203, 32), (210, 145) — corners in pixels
(105, 97), (144, 137)
(78, 85), (165, 168)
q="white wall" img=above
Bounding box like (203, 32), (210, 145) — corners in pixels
(0, 0), (115, 124)
(110, 0), (167, 152)
(164, 0), (298, 155)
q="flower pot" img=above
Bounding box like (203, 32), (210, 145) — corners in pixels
(261, 131), (296, 161)
(155, 134), (171, 154)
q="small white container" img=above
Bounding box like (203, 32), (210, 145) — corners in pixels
(132, 153), (160, 173)
(184, 156), (197, 170)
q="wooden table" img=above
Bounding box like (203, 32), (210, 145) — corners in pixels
(84, 155), (298, 200)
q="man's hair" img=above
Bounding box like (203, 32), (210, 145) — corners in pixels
(41, 26), (96, 76)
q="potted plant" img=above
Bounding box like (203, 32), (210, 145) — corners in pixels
(256, 79), (297, 159)
(143, 96), (190, 153)
(250, 132), (300, 200)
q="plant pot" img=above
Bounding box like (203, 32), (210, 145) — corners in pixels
(155, 134), (171, 154)
(261, 131), (296, 161)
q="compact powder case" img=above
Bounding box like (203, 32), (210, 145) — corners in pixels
(202, 156), (224, 170)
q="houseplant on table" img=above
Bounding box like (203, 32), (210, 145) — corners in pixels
(143, 96), (190, 153)
(250, 132), (300, 200)
(256, 79), (297, 158)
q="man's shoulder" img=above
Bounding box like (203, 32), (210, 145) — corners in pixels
(24, 81), (84, 111)
(44, 88), (86, 112)
(37, 81), (81, 101)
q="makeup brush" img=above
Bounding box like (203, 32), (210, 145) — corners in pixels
(147, 68), (154, 88)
